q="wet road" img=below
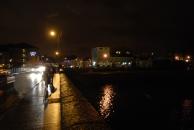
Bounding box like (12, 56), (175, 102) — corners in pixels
(0, 72), (61, 130)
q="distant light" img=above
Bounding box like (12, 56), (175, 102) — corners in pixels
(37, 66), (46, 72)
(92, 61), (96, 66)
(116, 51), (121, 54)
(122, 62), (126, 65)
(103, 53), (108, 58)
(175, 56), (179, 61)
(187, 56), (191, 59)
(29, 73), (43, 82)
(31, 66), (45, 72)
(9, 59), (12, 62)
(30, 51), (37, 56)
(55, 51), (59, 56)
(128, 62), (131, 65)
(185, 59), (189, 63)
(50, 30), (56, 37)
(126, 51), (130, 55)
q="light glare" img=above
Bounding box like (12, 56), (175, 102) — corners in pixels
(103, 53), (108, 58)
(50, 31), (56, 37)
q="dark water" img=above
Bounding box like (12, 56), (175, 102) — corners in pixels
(66, 70), (193, 130)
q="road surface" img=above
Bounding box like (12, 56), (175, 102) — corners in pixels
(0, 72), (61, 130)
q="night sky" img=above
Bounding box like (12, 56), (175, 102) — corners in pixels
(0, 0), (193, 57)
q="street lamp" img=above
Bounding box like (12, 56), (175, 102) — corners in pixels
(49, 29), (62, 61)
(49, 30), (56, 37)
(103, 53), (108, 59)
(55, 51), (59, 56)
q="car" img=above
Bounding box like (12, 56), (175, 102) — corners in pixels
(0, 74), (7, 90)
(0, 68), (15, 90)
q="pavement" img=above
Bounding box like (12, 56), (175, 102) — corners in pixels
(48, 74), (60, 103)
(44, 74), (61, 130)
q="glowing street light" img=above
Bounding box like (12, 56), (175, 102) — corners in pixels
(103, 53), (108, 59)
(49, 30), (56, 37)
(55, 51), (59, 56)
(187, 55), (191, 59)
(175, 55), (179, 61)
(48, 29), (63, 62)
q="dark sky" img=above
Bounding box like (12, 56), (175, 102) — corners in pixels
(0, 0), (193, 57)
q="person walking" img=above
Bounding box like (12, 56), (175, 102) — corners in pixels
(47, 66), (57, 93)
(44, 65), (57, 101)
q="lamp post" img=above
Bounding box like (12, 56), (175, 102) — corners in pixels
(49, 30), (62, 62)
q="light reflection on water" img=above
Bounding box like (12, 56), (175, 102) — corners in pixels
(181, 99), (192, 122)
(99, 84), (116, 119)
(174, 98), (193, 130)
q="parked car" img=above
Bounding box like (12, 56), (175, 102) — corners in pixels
(0, 74), (7, 90)
(0, 68), (15, 91)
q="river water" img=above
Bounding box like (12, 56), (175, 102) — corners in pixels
(66, 70), (193, 130)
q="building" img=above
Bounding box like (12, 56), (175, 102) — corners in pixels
(0, 43), (40, 68)
(110, 57), (133, 67)
(91, 47), (135, 68)
(110, 50), (133, 67)
(92, 47), (111, 67)
(62, 56), (92, 68)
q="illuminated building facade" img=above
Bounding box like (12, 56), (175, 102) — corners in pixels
(110, 50), (133, 67)
(62, 56), (92, 68)
(92, 47), (110, 67)
(0, 43), (40, 68)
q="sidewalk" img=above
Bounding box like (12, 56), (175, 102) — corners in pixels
(44, 73), (61, 130)
(48, 73), (61, 103)
(60, 74), (110, 130)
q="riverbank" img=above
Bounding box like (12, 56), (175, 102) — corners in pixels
(60, 74), (110, 130)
